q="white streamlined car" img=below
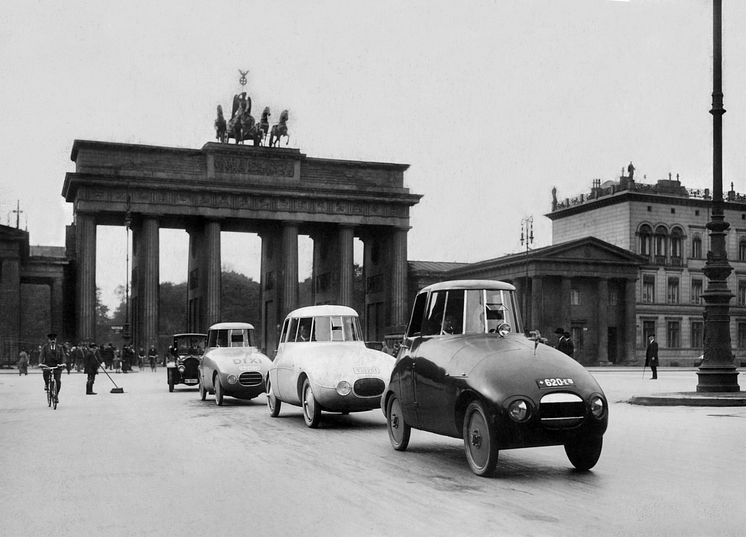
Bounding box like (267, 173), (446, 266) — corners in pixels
(266, 305), (395, 428)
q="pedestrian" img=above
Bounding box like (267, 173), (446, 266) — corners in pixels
(84, 343), (100, 395)
(148, 345), (158, 372)
(71, 343), (85, 373)
(381, 340), (390, 356)
(645, 334), (659, 379)
(63, 342), (72, 374)
(113, 347), (122, 373)
(138, 347), (145, 370)
(562, 330), (574, 358)
(102, 343), (115, 370)
(39, 333), (66, 401)
(555, 328), (574, 357)
(17, 349), (29, 375)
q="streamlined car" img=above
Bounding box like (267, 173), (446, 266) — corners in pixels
(382, 280), (608, 476)
(199, 322), (271, 405)
(166, 333), (206, 392)
(266, 305), (395, 428)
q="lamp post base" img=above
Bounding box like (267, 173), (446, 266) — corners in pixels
(696, 365), (740, 392)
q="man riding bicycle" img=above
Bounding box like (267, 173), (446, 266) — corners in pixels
(40, 333), (66, 402)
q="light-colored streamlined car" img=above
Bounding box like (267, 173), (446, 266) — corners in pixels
(266, 305), (395, 428)
(199, 322), (272, 406)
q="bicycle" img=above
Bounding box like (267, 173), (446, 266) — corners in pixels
(40, 364), (65, 410)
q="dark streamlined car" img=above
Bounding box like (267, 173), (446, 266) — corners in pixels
(382, 280), (608, 476)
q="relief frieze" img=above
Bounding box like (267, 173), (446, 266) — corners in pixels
(214, 157), (294, 178)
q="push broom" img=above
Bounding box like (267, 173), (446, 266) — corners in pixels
(95, 354), (125, 393)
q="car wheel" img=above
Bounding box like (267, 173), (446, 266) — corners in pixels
(565, 435), (603, 471)
(301, 378), (321, 428)
(386, 395), (411, 451)
(214, 375), (224, 406)
(463, 400), (498, 477)
(199, 377), (207, 401)
(168, 370), (174, 392)
(267, 378), (281, 417)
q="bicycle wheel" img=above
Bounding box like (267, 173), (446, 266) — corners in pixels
(46, 379), (52, 407)
(52, 379), (58, 410)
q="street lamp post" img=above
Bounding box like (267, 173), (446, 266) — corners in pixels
(698, 0), (740, 392)
(520, 216), (534, 329)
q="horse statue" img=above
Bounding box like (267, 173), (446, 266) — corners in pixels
(214, 105), (227, 143)
(257, 107), (271, 146)
(269, 109), (289, 147)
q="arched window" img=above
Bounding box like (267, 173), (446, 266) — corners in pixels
(692, 234), (702, 259)
(654, 225), (668, 262)
(639, 224), (652, 257)
(670, 227), (683, 265)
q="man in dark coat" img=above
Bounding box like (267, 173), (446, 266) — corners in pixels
(84, 343), (101, 395)
(39, 333), (66, 400)
(645, 335), (659, 379)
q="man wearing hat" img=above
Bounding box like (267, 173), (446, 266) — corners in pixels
(83, 343), (101, 395)
(39, 333), (66, 401)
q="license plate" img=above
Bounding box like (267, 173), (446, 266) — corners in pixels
(184, 378), (198, 383)
(536, 377), (574, 388)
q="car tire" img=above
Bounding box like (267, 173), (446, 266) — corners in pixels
(386, 395), (411, 451)
(199, 377), (207, 401)
(564, 435), (603, 471)
(214, 375), (224, 406)
(301, 378), (321, 428)
(267, 378), (281, 417)
(168, 370), (174, 393)
(463, 400), (498, 477)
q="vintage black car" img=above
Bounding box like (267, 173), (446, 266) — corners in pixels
(382, 280), (608, 476)
(166, 333), (207, 392)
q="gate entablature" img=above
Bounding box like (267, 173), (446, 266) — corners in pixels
(63, 140), (420, 230)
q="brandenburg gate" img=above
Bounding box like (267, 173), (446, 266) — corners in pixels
(62, 140), (421, 352)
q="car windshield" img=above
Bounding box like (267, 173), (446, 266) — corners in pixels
(174, 335), (206, 355)
(207, 328), (254, 348)
(304, 316), (363, 342)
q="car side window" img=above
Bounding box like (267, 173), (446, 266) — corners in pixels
(288, 318), (300, 342)
(313, 317), (331, 342)
(216, 329), (229, 347)
(296, 317), (313, 342)
(422, 291), (447, 336)
(279, 319), (289, 344)
(465, 289), (485, 334)
(406, 293), (428, 337)
(442, 290), (465, 335)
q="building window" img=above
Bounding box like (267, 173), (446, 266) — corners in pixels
(643, 320), (656, 343)
(609, 287), (619, 306)
(642, 275), (655, 303)
(739, 239), (746, 262)
(739, 323), (746, 349)
(691, 278), (703, 304)
(739, 281), (746, 306)
(667, 320), (680, 348)
(691, 321), (703, 350)
(570, 289), (580, 305)
(667, 277), (679, 303)
(639, 225), (652, 257)
(654, 225), (667, 263)
(670, 227), (683, 265)
(692, 235), (702, 259)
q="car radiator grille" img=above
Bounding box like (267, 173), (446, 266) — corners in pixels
(182, 357), (200, 376)
(539, 392), (585, 428)
(353, 377), (385, 397)
(239, 371), (263, 386)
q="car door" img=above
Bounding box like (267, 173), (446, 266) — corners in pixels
(273, 318), (293, 400)
(396, 292), (428, 427)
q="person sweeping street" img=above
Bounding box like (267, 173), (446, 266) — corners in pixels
(84, 343), (100, 395)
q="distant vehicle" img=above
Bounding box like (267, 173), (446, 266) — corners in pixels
(382, 280), (608, 476)
(266, 305), (395, 428)
(166, 333), (206, 392)
(198, 322), (272, 406)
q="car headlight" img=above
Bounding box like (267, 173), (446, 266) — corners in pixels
(590, 396), (605, 419)
(507, 399), (531, 422)
(336, 380), (352, 396)
(177, 365), (186, 373)
(497, 322), (511, 337)
(227, 374), (238, 385)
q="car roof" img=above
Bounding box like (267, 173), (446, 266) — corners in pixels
(286, 305), (359, 318)
(419, 279), (516, 294)
(173, 333), (207, 338)
(207, 322), (255, 330)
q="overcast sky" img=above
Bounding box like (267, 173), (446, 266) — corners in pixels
(2, 0), (746, 309)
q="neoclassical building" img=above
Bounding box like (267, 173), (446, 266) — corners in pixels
(547, 171), (746, 366)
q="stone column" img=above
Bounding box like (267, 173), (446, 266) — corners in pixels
(51, 277), (64, 338)
(624, 279), (637, 363)
(560, 277), (572, 327)
(205, 220), (221, 327)
(338, 226), (354, 307)
(390, 229), (408, 331)
(139, 217), (159, 349)
(75, 214), (96, 343)
(596, 278), (609, 364)
(281, 223), (298, 317)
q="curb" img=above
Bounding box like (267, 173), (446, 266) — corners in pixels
(628, 392), (746, 407)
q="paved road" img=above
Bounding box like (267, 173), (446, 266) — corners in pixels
(1, 367), (744, 537)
